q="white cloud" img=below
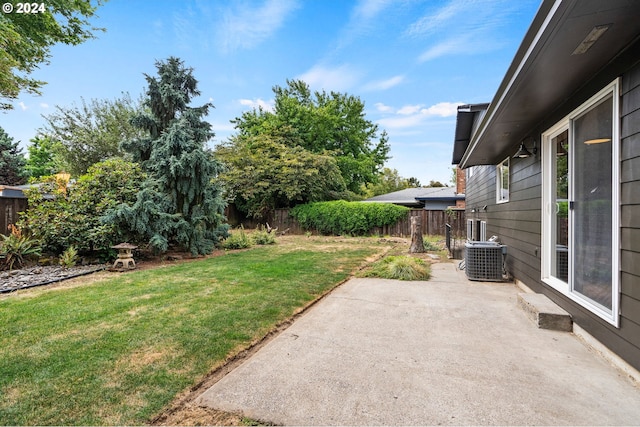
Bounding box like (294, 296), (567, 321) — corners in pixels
(397, 104), (422, 115)
(377, 101), (463, 129)
(363, 75), (404, 91)
(418, 36), (471, 62)
(404, 0), (466, 38)
(374, 102), (393, 112)
(421, 102), (462, 117)
(335, 0), (397, 49)
(217, 0), (299, 53)
(209, 121), (236, 132)
(18, 102), (27, 111)
(408, 0), (518, 63)
(39, 103), (49, 109)
(353, 0), (395, 21)
(239, 98), (275, 112)
(297, 64), (361, 92)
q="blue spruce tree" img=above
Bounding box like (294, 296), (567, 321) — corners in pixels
(115, 57), (228, 254)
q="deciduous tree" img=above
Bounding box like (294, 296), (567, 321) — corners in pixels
(25, 135), (61, 179)
(232, 79), (390, 194)
(41, 93), (142, 176)
(0, 0), (105, 109)
(216, 133), (347, 219)
(363, 167), (410, 197)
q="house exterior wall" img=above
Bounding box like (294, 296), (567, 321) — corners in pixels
(423, 200), (457, 211)
(465, 56), (640, 371)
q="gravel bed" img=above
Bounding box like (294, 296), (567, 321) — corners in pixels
(0, 265), (108, 294)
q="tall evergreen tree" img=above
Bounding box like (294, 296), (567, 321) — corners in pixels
(0, 126), (26, 185)
(113, 57), (228, 255)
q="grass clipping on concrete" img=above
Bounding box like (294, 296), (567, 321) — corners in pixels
(360, 255), (431, 281)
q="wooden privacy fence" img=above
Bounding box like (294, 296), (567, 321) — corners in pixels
(233, 208), (466, 237)
(1, 197), (27, 236)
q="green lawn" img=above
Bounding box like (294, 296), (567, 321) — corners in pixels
(0, 236), (389, 425)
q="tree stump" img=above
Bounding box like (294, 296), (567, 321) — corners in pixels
(409, 216), (425, 253)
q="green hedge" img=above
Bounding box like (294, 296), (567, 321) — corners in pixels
(289, 201), (409, 236)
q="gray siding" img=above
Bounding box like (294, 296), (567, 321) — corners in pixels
(464, 61), (640, 371)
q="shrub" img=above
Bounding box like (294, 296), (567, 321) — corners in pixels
(221, 226), (253, 250)
(423, 240), (440, 251)
(290, 200), (409, 236)
(252, 226), (276, 245)
(0, 225), (42, 270)
(59, 245), (78, 268)
(18, 159), (145, 256)
(361, 256), (431, 281)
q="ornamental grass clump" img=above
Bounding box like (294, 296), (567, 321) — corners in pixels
(252, 226), (276, 245)
(362, 255), (431, 281)
(221, 226), (253, 250)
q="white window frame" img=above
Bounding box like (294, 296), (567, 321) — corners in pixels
(541, 78), (620, 327)
(496, 158), (510, 203)
(467, 219), (475, 241)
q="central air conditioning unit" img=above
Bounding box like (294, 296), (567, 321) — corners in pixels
(465, 241), (506, 281)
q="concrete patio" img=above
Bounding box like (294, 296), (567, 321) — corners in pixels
(197, 263), (640, 425)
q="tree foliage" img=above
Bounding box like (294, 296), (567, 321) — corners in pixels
(363, 167), (412, 197)
(25, 135), (61, 179)
(0, 126), (26, 185)
(0, 0), (104, 109)
(427, 180), (447, 188)
(18, 159), (145, 256)
(216, 133), (348, 219)
(232, 79), (390, 194)
(112, 57), (228, 255)
(41, 93), (142, 176)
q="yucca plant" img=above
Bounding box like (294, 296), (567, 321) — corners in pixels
(0, 225), (42, 270)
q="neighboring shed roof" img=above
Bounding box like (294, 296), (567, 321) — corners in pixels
(0, 185), (30, 199)
(364, 187), (464, 206)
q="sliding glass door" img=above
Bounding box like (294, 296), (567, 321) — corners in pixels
(542, 80), (619, 325)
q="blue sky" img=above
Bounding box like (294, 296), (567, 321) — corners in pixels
(2, 0), (541, 185)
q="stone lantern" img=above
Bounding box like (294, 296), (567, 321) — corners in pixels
(111, 243), (137, 270)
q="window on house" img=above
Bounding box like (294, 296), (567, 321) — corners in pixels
(541, 79), (619, 326)
(496, 158), (509, 203)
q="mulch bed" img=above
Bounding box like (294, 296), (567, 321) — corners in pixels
(0, 265), (108, 294)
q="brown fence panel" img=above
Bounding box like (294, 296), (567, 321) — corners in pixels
(1, 198), (28, 236)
